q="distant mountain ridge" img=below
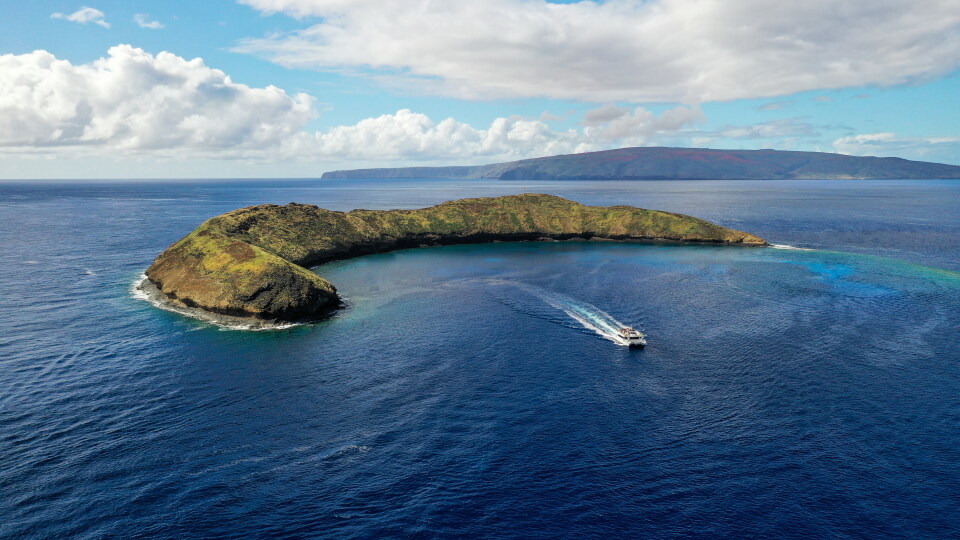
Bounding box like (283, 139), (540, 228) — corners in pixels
(321, 147), (960, 180)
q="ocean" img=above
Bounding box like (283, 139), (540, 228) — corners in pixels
(1, 179), (959, 538)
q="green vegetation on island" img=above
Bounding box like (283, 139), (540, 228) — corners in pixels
(143, 194), (766, 324)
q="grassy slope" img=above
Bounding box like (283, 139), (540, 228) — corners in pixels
(146, 194), (765, 321)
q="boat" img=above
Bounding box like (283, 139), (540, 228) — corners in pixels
(617, 327), (647, 348)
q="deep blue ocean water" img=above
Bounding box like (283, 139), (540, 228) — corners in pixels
(1, 179), (959, 538)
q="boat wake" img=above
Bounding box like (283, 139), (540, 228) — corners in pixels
(484, 279), (641, 347)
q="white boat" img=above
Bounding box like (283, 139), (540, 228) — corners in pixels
(617, 327), (647, 348)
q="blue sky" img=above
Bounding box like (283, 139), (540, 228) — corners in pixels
(1, 0), (958, 178)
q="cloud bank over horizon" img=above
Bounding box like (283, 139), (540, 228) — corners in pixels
(0, 41), (956, 174)
(0, 46), (712, 164)
(1, 0), (958, 177)
(236, 0), (960, 103)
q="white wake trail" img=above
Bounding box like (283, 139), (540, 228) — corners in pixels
(496, 281), (637, 346)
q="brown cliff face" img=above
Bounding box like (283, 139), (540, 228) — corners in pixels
(144, 194), (766, 322)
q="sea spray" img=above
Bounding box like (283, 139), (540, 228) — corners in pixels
(131, 274), (302, 331)
(769, 244), (813, 251)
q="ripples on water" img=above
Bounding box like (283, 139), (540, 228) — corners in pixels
(1, 179), (959, 538)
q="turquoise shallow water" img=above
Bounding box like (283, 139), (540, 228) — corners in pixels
(1, 179), (959, 538)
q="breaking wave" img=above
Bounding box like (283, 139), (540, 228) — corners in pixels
(769, 243), (813, 251)
(130, 274), (302, 331)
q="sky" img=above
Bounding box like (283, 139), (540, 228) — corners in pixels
(1, 0), (959, 179)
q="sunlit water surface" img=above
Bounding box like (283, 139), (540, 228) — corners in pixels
(1, 179), (959, 538)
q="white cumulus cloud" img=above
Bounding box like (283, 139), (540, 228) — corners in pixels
(833, 133), (960, 162)
(286, 103), (703, 162)
(235, 0), (960, 103)
(134, 14), (165, 30)
(0, 45), (314, 153)
(51, 7), (110, 28)
(0, 47), (707, 163)
(290, 109), (588, 161)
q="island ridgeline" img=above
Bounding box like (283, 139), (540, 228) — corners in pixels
(141, 194), (766, 325)
(321, 147), (960, 181)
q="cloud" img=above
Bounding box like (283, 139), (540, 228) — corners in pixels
(833, 133), (960, 161)
(685, 118), (821, 150)
(134, 14), (165, 30)
(51, 7), (110, 28)
(835, 133), (898, 147)
(296, 104), (702, 161)
(538, 111), (565, 123)
(291, 110), (588, 161)
(9, 47), (955, 168)
(580, 104), (704, 141)
(716, 119), (817, 140)
(0, 47), (708, 163)
(0, 46), (313, 153)
(757, 100), (795, 112)
(582, 105), (631, 127)
(235, 0), (960, 103)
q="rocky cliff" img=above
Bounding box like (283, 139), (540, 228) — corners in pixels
(143, 194), (766, 324)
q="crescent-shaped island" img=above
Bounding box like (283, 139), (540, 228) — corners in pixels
(139, 194), (767, 327)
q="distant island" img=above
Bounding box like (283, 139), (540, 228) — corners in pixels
(140, 194), (766, 327)
(321, 147), (960, 181)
